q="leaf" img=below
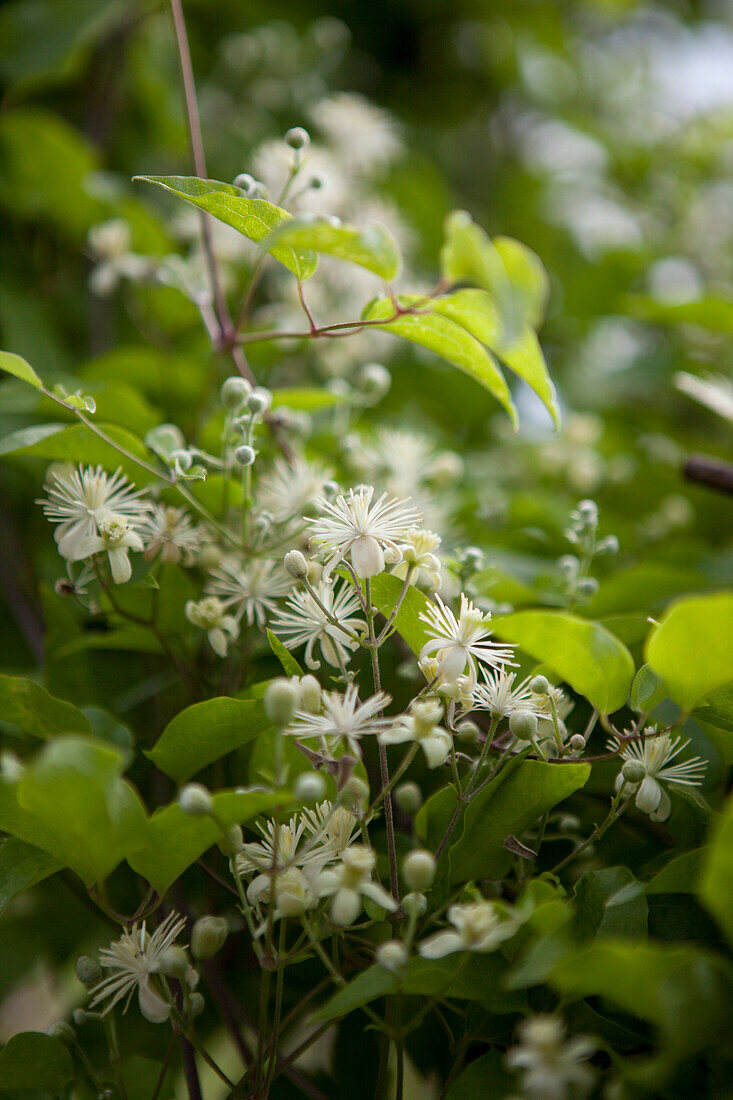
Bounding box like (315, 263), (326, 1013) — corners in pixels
(0, 673), (92, 739)
(0, 838), (61, 917)
(147, 697), (272, 784)
(646, 848), (706, 895)
(0, 420), (159, 484)
(369, 573), (432, 654)
(271, 387), (347, 412)
(699, 795), (733, 942)
(645, 592), (733, 714)
(493, 235), (550, 330)
(693, 683), (733, 732)
(135, 175), (317, 279)
(446, 1051), (515, 1099)
(127, 788), (291, 895)
(266, 217), (401, 281)
(0, 1032), (74, 1091)
(0, 349), (43, 389)
(493, 610), (635, 714)
(267, 629), (304, 678)
(573, 867), (648, 939)
(450, 759), (590, 883)
(630, 664), (668, 716)
(363, 296), (518, 427)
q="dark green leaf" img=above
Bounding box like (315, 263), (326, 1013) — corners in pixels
(0, 673), (91, 739)
(0, 1032), (74, 1091)
(0, 838), (61, 917)
(147, 697), (272, 784)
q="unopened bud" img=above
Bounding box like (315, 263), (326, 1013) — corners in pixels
(529, 675), (550, 695)
(622, 760), (646, 785)
(575, 577), (599, 598)
(73, 1009), (93, 1026)
(264, 678), (300, 726)
(358, 362), (391, 398)
(456, 719), (481, 745)
(343, 776), (369, 803)
(401, 892), (427, 918)
(189, 991), (205, 1018)
(191, 916), (229, 960)
(246, 388), (272, 415)
(75, 956), (103, 987)
(284, 126), (310, 150)
(568, 735), (586, 753)
(402, 850), (436, 892)
(596, 535), (619, 555)
(576, 499), (599, 526)
(299, 675), (321, 714)
(218, 824), (243, 856)
(178, 784), (213, 818)
(462, 546), (484, 572)
(376, 940), (408, 973)
(284, 549), (309, 579)
(558, 555), (579, 576)
(221, 377), (251, 409)
(294, 771), (327, 803)
(234, 444), (256, 467)
(46, 1021), (75, 1043)
(394, 781), (422, 814)
(234, 173), (259, 194)
(509, 710), (539, 742)
(157, 946), (191, 980)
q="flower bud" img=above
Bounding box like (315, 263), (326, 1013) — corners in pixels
(402, 850), (436, 892)
(456, 719), (481, 745)
(234, 173), (259, 193)
(401, 892), (427, 918)
(221, 377), (251, 409)
(558, 555), (579, 576)
(284, 126), (310, 150)
(157, 946), (192, 980)
(264, 678), (300, 727)
(46, 1021), (75, 1043)
(178, 783), (214, 818)
(376, 940), (408, 973)
(198, 543), (224, 570)
(294, 771), (327, 803)
(246, 388), (272, 415)
(75, 955), (103, 987)
(575, 577), (599, 598)
(596, 535), (619, 555)
(509, 710), (539, 742)
(568, 735), (586, 753)
(234, 444), (256, 467)
(622, 760), (646, 785)
(218, 824), (243, 856)
(576, 499), (599, 526)
(343, 776), (369, 803)
(307, 559), (323, 584)
(299, 675), (322, 714)
(358, 362), (391, 398)
(529, 675), (550, 695)
(309, 172), (325, 190)
(191, 916), (229, 960)
(462, 546), (484, 572)
(73, 1009), (93, 1026)
(394, 781), (422, 814)
(284, 549), (309, 579)
(189, 991), (205, 1018)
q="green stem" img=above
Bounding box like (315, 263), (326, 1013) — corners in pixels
(551, 785), (628, 874)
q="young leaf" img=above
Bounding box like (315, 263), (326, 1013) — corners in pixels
(699, 796), (733, 943)
(0, 673), (92, 739)
(363, 296), (518, 427)
(135, 175), (317, 280)
(0, 838), (61, 918)
(493, 235), (551, 330)
(267, 629), (305, 677)
(645, 592), (733, 714)
(0, 1032), (74, 1092)
(146, 697), (272, 784)
(265, 217), (401, 281)
(0, 350), (43, 390)
(492, 610), (635, 714)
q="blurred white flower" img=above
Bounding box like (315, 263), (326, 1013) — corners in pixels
(310, 92), (403, 174)
(205, 557), (291, 627)
(185, 596), (239, 657)
(286, 683), (392, 755)
(506, 1015), (596, 1100)
(257, 455), (333, 522)
(470, 669), (543, 720)
(316, 844), (397, 925)
(380, 699), (452, 769)
(270, 580), (363, 669)
(140, 504), (205, 565)
(90, 912), (188, 1024)
(418, 901), (517, 959)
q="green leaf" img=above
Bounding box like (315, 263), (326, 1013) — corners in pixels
(446, 1050), (515, 1099)
(630, 664), (668, 716)
(271, 387), (347, 412)
(363, 296), (518, 427)
(645, 592), (733, 714)
(646, 848), (706, 895)
(0, 420), (159, 484)
(127, 788), (291, 895)
(135, 175), (317, 280)
(450, 759), (590, 883)
(693, 683), (733, 732)
(699, 795), (733, 942)
(369, 573), (432, 654)
(573, 867), (648, 939)
(267, 629), (304, 677)
(0, 673), (92, 738)
(0, 349), (43, 389)
(0, 838), (61, 917)
(493, 235), (551, 330)
(147, 697), (272, 784)
(493, 610), (635, 714)
(0, 1032), (74, 1091)
(266, 217), (401, 281)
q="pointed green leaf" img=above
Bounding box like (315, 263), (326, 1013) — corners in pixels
(135, 175), (317, 280)
(147, 697), (272, 784)
(0, 420), (158, 484)
(265, 217), (401, 281)
(0, 350), (43, 389)
(493, 235), (550, 330)
(369, 573), (431, 654)
(267, 629), (304, 678)
(363, 296), (518, 427)
(493, 610), (635, 714)
(0, 673), (92, 739)
(0, 838), (61, 917)
(645, 592), (733, 714)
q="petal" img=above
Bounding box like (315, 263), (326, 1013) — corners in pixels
(208, 628), (228, 658)
(417, 932), (465, 960)
(350, 535), (385, 579)
(650, 786), (671, 822)
(108, 548), (132, 584)
(379, 728), (411, 747)
(437, 646), (467, 683)
(361, 881), (398, 912)
(137, 975), (171, 1023)
(421, 731), (452, 769)
(331, 888), (362, 927)
(635, 775), (662, 815)
(69, 534), (106, 561)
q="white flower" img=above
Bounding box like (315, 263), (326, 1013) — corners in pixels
(71, 512), (144, 584)
(419, 594), (516, 689)
(40, 464), (150, 562)
(87, 220), (149, 296)
(270, 580), (363, 670)
(316, 844), (397, 926)
(307, 485), (422, 579)
(470, 669), (542, 720)
(301, 801), (359, 859)
(393, 529), (442, 589)
(205, 557), (291, 627)
(610, 730), (706, 822)
(248, 866), (322, 925)
(257, 455), (332, 523)
(286, 683), (392, 756)
(380, 699), (452, 769)
(418, 901), (517, 959)
(506, 1015), (596, 1100)
(309, 92), (403, 174)
(89, 912), (187, 1023)
(185, 596), (239, 657)
(140, 504), (205, 565)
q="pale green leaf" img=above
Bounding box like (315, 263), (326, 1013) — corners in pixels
(0, 673), (92, 739)
(0, 349), (43, 389)
(0, 420), (159, 484)
(645, 592), (733, 713)
(266, 217), (400, 281)
(267, 629), (304, 678)
(494, 234), (551, 330)
(146, 697), (271, 784)
(369, 573), (432, 654)
(699, 796), (733, 942)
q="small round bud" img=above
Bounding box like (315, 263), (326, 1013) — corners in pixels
(234, 444), (256, 467)
(75, 956), (103, 987)
(597, 535), (620, 556)
(394, 781), (422, 814)
(358, 362), (391, 398)
(157, 946), (191, 980)
(568, 735), (586, 753)
(265, 678), (300, 727)
(509, 710), (539, 742)
(309, 172), (325, 190)
(529, 675), (550, 695)
(402, 850), (436, 892)
(189, 991), (205, 1018)
(45, 1022), (74, 1046)
(575, 577), (599, 598)
(322, 480), (339, 498)
(622, 760), (646, 785)
(178, 783), (213, 818)
(284, 549), (309, 579)
(344, 776), (369, 803)
(246, 388), (272, 415)
(558, 555), (579, 576)
(401, 892), (428, 918)
(294, 771), (327, 803)
(577, 499), (599, 524)
(234, 173), (260, 194)
(299, 675), (321, 714)
(218, 824), (243, 856)
(171, 448), (192, 472)
(191, 916), (229, 960)
(456, 719), (481, 745)
(221, 376), (251, 409)
(376, 940), (408, 973)
(73, 1009), (93, 1026)
(284, 126), (310, 150)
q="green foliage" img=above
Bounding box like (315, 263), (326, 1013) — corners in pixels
(0, 673), (91, 738)
(266, 217), (401, 280)
(0, 838), (61, 917)
(0, 1032), (74, 1091)
(146, 696), (272, 783)
(645, 592), (733, 714)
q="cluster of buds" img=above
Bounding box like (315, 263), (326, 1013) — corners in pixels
(559, 499), (619, 604)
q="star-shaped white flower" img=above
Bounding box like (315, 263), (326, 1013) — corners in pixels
(380, 699), (452, 769)
(419, 594), (516, 688)
(185, 596), (239, 657)
(71, 512), (144, 584)
(90, 912), (190, 1023)
(205, 557), (291, 628)
(270, 580), (364, 670)
(418, 901), (517, 960)
(610, 729), (706, 821)
(307, 485), (422, 579)
(316, 844), (397, 926)
(286, 683), (392, 756)
(40, 463), (150, 562)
